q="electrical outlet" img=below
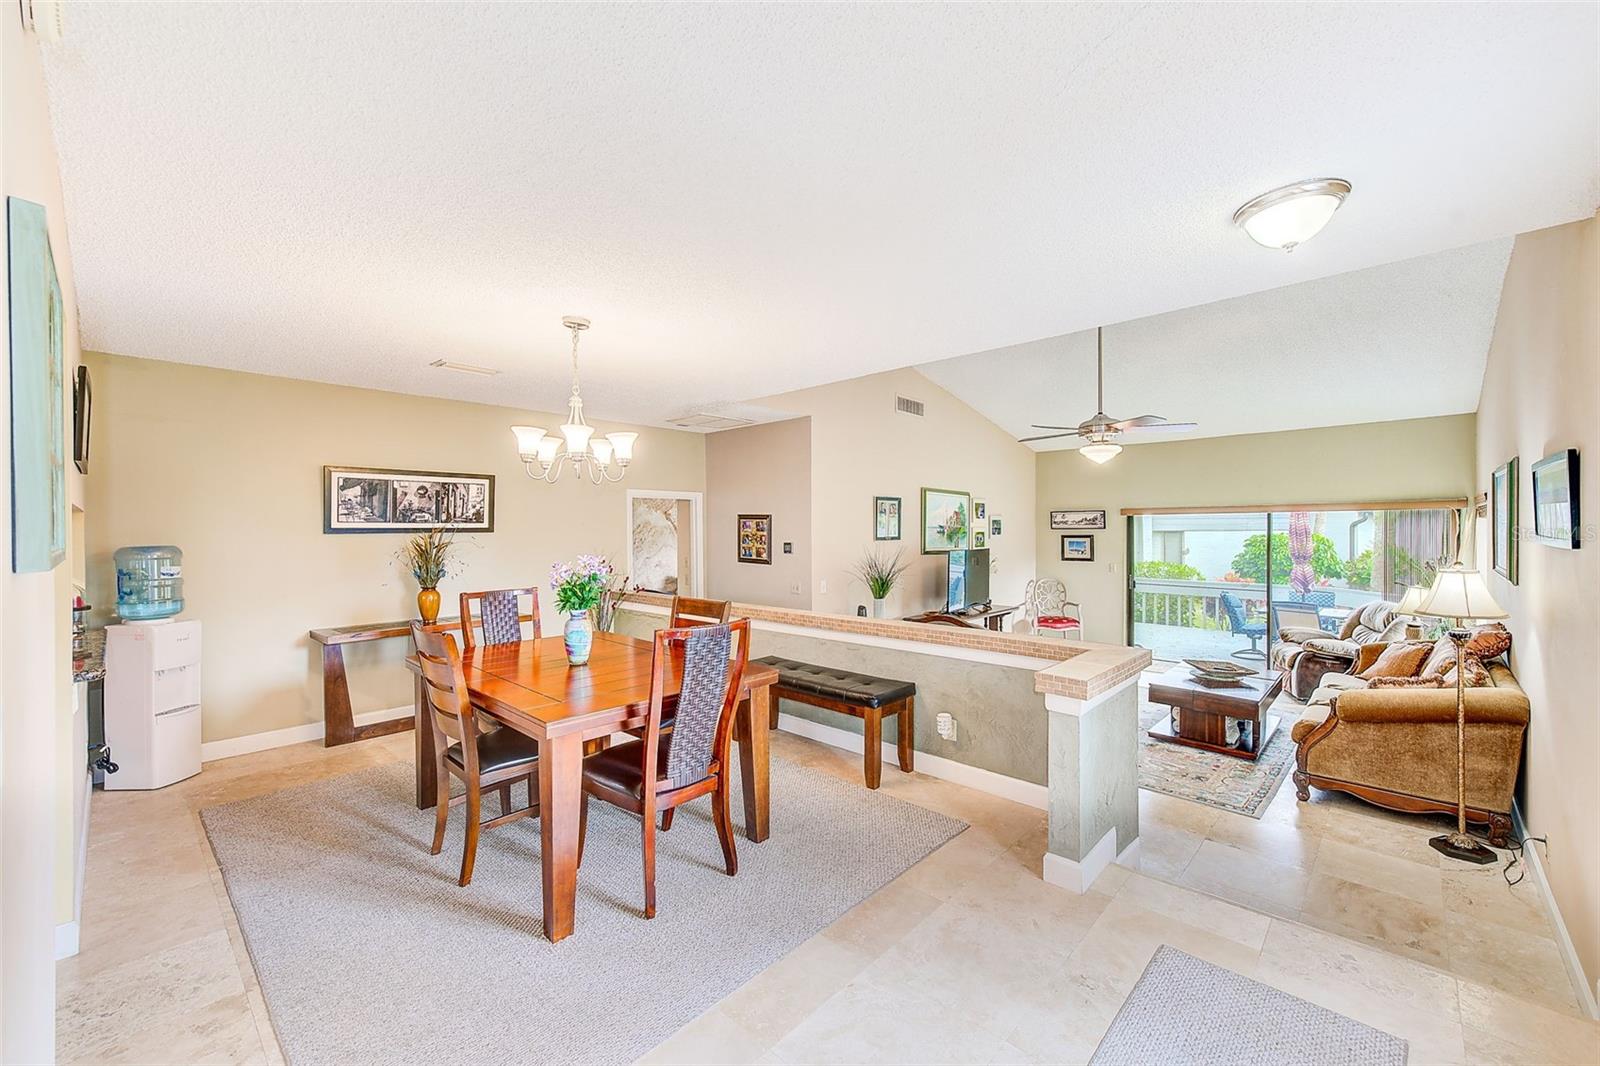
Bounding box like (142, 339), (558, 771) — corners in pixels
(819, 578), (829, 594)
(790, 583), (802, 596)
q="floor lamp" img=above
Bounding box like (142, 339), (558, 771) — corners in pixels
(1415, 562), (1509, 864)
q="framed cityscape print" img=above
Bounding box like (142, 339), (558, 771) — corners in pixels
(1060, 534), (1095, 561)
(1491, 457), (1517, 582)
(874, 495), (902, 541)
(1050, 509), (1106, 531)
(1531, 449), (1581, 549)
(738, 513), (773, 564)
(324, 466), (495, 533)
(921, 487), (971, 554)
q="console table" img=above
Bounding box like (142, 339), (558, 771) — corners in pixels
(308, 618), (450, 746)
(903, 603), (1020, 632)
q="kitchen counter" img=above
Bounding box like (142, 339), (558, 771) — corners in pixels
(73, 627), (106, 683)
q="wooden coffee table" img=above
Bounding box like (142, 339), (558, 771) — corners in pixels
(1146, 665), (1284, 761)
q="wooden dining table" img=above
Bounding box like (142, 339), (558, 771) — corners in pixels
(405, 630), (779, 942)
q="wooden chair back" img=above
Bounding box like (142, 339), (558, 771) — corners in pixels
(459, 587), (541, 649)
(410, 622), (478, 775)
(640, 619), (750, 799)
(669, 595), (733, 628)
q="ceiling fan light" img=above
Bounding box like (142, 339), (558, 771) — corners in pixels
(1233, 178), (1351, 251)
(1079, 441), (1122, 464)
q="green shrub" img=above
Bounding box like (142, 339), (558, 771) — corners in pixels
(1230, 533), (1344, 586)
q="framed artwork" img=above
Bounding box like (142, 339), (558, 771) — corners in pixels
(874, 496), (902, 541)
(1060, 534), (1095, 562)
(990, 517), (1002, 537)
(920, 487), (971, 554)
(8, 197), (67, 573)
(1491, 457), (1517, 582)
(973, 499), (987, 522)
(323, 466), (494, 533)
(73, 364), (92, 475)
(1531, 449), (1581, 549)
(738, 513), (772, 564)
(973, 529), (987, 548)
(1051, 509), (1106, 531)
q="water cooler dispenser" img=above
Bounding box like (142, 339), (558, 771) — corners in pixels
(104, 546), (202, 790)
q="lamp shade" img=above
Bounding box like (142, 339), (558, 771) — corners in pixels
(607, 432), (638, 464)
(1395, 584), (1429, 616)
(589, 438), (614, 466)
(1079, 441), (1122, 464)
(1415, 564), (1508, 622)
(510, 425), (547, 459)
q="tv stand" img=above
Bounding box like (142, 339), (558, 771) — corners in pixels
(903, 603), (1020, 632)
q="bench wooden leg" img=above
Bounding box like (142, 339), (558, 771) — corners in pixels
(863, 707), (882, 789)
(897, 695), (914, 774)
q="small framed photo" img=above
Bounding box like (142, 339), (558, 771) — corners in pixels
(1491, 457), (1518, 582)
(990, 517), (1002, 537)
(1060, 534), (1095, 562)
(1531, 449), (1581, 549)
(738, 513), (773, 564)
(973, 529), (987, 548)
(1051, 509), (1106, 531)
(974, 499), (987, 522)
(874, 496), (902, 541)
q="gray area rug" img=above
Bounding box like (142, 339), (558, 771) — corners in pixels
(1091, 945), (1408, 1065)
(201, 754), (965, 1065)
(1138, 698), (1296, 818)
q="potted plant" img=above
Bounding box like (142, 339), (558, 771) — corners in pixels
(550, 554), (613, 665)
(852, 548), (910, 619)
(401, 528), (454, 624)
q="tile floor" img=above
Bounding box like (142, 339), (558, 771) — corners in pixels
(57, 726), (1599, 1065)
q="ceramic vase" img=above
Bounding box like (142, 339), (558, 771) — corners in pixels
(564, 610), (593, 666)
(871, 597), (888, 619)
(417, 587), (441, 625)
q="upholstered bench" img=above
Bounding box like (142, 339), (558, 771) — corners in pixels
(753, 656), (915, 789)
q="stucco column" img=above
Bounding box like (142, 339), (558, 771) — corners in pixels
(1041, 675), (1141, 893)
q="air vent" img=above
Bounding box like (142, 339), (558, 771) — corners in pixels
(668, 413), (757, 430)
(428, 359), (499, 377)
(895, 395), (925, 417)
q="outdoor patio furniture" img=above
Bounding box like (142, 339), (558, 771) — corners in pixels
(1219, 591), (1267, 660)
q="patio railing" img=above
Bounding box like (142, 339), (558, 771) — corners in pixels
(1131, 578), (1382, 632)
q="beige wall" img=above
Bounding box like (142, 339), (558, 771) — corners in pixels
(754, 368), (1038, 617)
(1034, 415), (1478, 644)
(3, 12), (83, 1056)
(1473, 215), (1599, 1000)
(84, 353), (706, 743)
(705, 417), (813, 608)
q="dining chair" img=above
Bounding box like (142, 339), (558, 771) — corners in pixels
(668, 595), (733, 628)
(459, 586), (541, 650)
(577, 618), (750, 918)
(1024, 578), (1083, 639)
(410, 621), (541, 886)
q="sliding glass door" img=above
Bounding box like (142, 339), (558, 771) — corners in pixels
(1129, 506), (1457, 664)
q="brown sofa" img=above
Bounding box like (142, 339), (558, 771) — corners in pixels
(1290, 659), (1529, 845)
(1271, 600), (1409, 700)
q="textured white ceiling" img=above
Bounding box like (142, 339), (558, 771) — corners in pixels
(39, 3), (1598, 426)
(917, 239), (1514, 450)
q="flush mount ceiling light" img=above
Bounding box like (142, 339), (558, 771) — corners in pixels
(510, 316), (637, 484)
(1233, 178), (1352, 252)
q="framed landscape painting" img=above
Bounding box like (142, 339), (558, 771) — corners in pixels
(8, 197), (67, 573)
(1051, 509), (1106, 531)
(874, 496), (902, 540)
(921, 487), (971, 554)
(324, 466), (494, 533)
(1060, 534), (1095, 562)
(738, 513), (772, 564)
(1491, 457), (1517, 582)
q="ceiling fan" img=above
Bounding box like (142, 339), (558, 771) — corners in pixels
(1019, 326), (1198, 463)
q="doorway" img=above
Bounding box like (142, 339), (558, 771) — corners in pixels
(625, 490), (705, 597)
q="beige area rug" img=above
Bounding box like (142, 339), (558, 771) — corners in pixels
(201, 754), (965, 1065)
(1137, 695), (1298, 818)
(1091, 945), (1407, 1065)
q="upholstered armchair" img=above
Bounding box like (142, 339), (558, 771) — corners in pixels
(1271, 600), (1406, 700)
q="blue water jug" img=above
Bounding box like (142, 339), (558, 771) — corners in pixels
(114, 545), (185, 621)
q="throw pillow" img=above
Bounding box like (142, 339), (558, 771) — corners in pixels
(1370, 675), (1447, 688)
(1357, 641), (1433, 679)
(1442, 654), (1493, 688)
(1351, 642), (1389, 675)
(1465, 622), (1512, 662)
(1421, 636), (1457, 678)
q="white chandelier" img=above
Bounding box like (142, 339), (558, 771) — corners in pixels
(510, 316), (637, 484)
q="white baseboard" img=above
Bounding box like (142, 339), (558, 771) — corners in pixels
(54, 920), (79, 960)
(200, 706), (412, 763)
(1042, 826), (1117, 894)
(56, 771), (93, 961)
(1514, 805), (1600, 1019)
(774, 712), (1047, 810)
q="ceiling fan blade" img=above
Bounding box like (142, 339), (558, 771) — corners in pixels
(1120, 421), (1199, 433)
(1106, 414), (1169, 429)
(1017, 432), (1078, 443)
(1029, 424), (1079, 431)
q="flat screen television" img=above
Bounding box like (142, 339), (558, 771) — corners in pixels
(946, 548), (990, 612)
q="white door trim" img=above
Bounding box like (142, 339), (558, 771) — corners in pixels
(624, 489), (705, 598)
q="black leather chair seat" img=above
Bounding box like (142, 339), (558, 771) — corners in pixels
(753, 656), (916, 708)
(445, 728), (539, 774)
(583, 738), (673, 798)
